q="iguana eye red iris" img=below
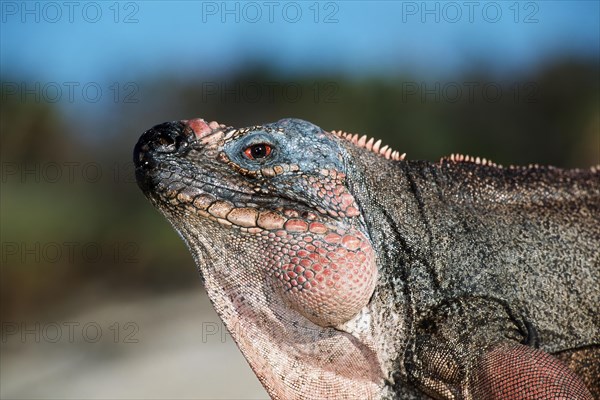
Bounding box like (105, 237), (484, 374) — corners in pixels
(243, 143), (272, 160)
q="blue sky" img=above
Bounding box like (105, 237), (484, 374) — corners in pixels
(1, 1), (599, 82)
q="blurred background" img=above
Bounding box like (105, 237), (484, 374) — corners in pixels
(1, 1), (598, 399)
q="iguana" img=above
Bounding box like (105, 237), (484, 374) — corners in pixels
(133, 117), (599, 399)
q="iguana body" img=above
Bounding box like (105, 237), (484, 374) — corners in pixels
(134, 118), (599, 399)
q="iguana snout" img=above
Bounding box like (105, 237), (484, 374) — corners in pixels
(133, 120), (190, 193)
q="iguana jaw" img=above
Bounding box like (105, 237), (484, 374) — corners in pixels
(134, 118), (385, 398)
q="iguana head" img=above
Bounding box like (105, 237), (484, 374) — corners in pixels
(134, 118), (384, 398)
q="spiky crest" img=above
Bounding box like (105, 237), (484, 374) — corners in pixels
(441, 153), (501, 168)
(330, 130), (406, 161)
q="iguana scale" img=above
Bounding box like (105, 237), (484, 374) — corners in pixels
(134, 118), (599, 399)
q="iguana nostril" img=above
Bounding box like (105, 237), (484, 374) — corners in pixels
(133, 121), (190, 195)
(134, 121), (188, 161)
(155, 135), (176, 150)
(151, 122), (187, 154)
(154, 134), (189, 154)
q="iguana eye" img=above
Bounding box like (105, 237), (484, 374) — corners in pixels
(243, 143), (272, 160)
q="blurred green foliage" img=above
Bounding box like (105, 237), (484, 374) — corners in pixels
(1, 60), (598, 321)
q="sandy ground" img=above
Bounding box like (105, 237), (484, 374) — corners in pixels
(1, 289), (269, 399)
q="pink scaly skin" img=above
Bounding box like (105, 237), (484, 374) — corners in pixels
(134, 118), (598, 399)
(265, 223), (377, 327)
(472, 343), (594, 399)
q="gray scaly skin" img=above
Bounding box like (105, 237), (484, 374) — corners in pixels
(134, 118), (599, 399)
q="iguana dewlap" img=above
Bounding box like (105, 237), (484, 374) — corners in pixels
(134, 118), (599, 399)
